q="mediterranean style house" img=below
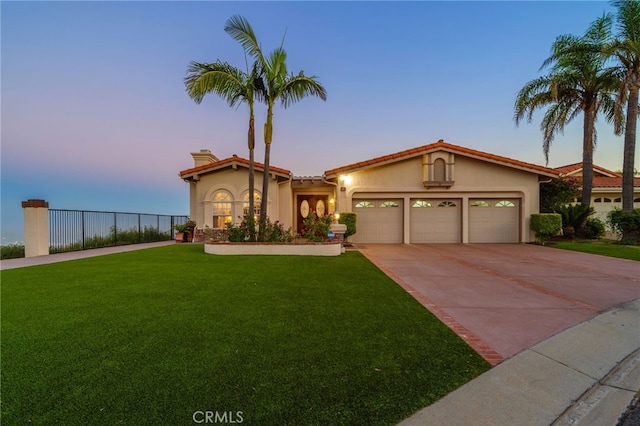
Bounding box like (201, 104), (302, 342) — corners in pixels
(179, 140), (564, 244)
(554, 163), (640, 227)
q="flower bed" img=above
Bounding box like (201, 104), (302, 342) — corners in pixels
(204, 241), (343, 256)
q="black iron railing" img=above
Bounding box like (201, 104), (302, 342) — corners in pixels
(49, 209), (189, 253)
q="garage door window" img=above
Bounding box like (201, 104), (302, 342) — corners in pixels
(380, 201), (399, 208)
(495, 200), (515, 207)
(438, 200), (456, 207)
(355, 201), (374, 208)
(471, 200), (490, 207)
(412, 200), (432, 208)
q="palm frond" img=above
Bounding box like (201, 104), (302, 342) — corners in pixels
(224, 15), (265, 65)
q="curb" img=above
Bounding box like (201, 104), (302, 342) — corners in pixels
(553, 348), (640, 426)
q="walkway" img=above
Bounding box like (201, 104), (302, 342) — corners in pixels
(0, 241), (175, 270)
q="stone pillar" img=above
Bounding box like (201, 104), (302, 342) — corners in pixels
(22, 199), (49, 257)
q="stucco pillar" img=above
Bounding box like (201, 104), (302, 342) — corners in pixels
(22, 199), (50, 257)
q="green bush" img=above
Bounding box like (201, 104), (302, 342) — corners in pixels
(227, 216), (294, 242)
(540, 177), (581, 212)
(553, 204), (594, 238)
(576, 218), (605, 239)
(608, 208), (640, 244)
(338, 212), (357, 242)
(530, 213), (562, 243)
(302, 212), (333, 242)
(1, 243), (25, 259)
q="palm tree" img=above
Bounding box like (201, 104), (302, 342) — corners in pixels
(184, 60), (262, 241)
(515, 16), (620, 207)
(609, 0), (640, 212)
(224, 15), (327, 239)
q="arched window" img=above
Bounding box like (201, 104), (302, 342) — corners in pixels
(594, 198), (602, 203)
(434, 158), (446, 181)
(380, 201), (399, 208)
(412, 200), (432, 208)
(614, 198), (621, 203)
(603, 198), (612, 202)
(437, 200), (456, 207)
(496, 200), (515, 207)
(471, 200), (489, 207)
(355, 201), (374, 208)
(212, 190), (233, 228)
(243, 191), (261, 217)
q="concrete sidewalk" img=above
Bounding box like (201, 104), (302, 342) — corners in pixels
(399, 298), (640, 426)
(0, 240), (175, 270)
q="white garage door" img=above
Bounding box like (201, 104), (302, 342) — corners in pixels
(410, 199), (461, 243)
(468, 199), (520, 243)
(351, 199), (403, 243)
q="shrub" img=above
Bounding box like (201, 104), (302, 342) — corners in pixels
(608, 208), (640, 244)
(540, 177), (580, 212)
(553, 204), (594, 238)
(302, 212), (333, 242)
(338, 212), (357, 242)
(226, 216), (294, 243)
(530, 213), (562, 243)
(576, 218), (605, 239)
(1, 243), (25, 259)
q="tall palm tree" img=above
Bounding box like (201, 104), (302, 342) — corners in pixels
(515, 16), (620, 207)
(184, 60), (262, 241)
(609, 0), (640, 212)
(224, 15), (327, 239)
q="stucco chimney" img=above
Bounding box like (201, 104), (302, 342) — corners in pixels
(191, 149), (219, 167)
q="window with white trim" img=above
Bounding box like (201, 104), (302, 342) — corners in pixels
(437, 200), (456, 207)
(380, 201), (399, 208)
(495, 200), (515, 207)
(212, 190), (233, 228)
(355, 201), (374, 208)
(412, 200), (432, 208)
(243, 191), (261, 217)
(471, 200), (489, 207)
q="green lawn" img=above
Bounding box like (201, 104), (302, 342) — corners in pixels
(551, 240), (640, 261)
(1, 245), (489, 425)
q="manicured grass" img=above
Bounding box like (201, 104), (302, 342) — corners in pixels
(551, 240), (640, 261)
(1, 245), (489, 425)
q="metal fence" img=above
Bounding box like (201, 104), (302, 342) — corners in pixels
(49, 209), (189, 253)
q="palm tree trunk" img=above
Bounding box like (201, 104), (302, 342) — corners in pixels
(581, 105), (595, 208)
(259, 106), (274, 241)
(622, 85), (638, 212)
(248, 113), (256, 242)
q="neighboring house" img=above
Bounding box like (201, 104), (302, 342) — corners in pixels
(554, 163), (640, 227)
(179, 140), (559, 244)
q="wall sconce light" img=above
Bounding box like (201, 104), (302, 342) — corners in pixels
(339, 175), (352, 185)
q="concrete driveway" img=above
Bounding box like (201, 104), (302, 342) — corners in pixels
(358, 243), (640, 364)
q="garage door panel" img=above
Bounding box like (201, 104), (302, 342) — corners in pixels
(410, 199), (461, 243)
(352, 199), (403, 243)
(469, 199), (519, 243)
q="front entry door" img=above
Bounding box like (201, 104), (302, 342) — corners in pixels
(297, 195), (329, 234)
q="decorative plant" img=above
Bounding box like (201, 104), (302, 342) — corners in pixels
(173, 220), (196, 234)
(302, 212), (333, 242)
(530, 213), (562, 244)
(553, 204), (594, 238)
(226, 215), (294, 242)
(337, 212), (357, 242)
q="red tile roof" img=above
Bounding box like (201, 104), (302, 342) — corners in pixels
(323, 140), (559, 177)
(555, 163), (621, 177)
(592, 176), (640, 189)
(179, 155), (291, 179)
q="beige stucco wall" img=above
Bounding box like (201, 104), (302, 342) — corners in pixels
(336, 153), (543, 243)
(189, 168), (290, 229)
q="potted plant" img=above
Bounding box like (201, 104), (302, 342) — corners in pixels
(173, 220), (196, 243)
